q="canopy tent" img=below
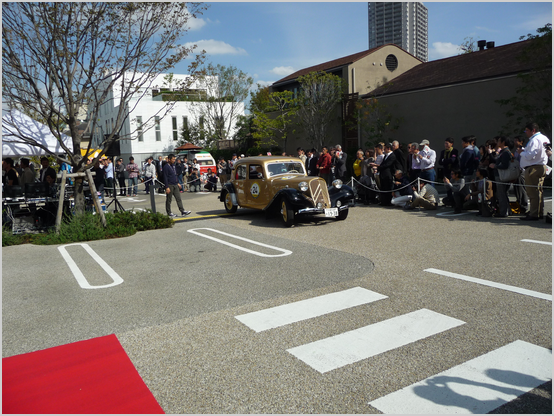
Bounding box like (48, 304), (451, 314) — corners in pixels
(175, 142), (202, 156)
(2, 109), (74, 157)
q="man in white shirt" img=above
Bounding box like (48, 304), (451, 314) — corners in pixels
(415, 139), (437, 187)
(517, 122), (550, 220)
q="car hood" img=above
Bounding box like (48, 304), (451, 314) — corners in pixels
(268, 175), (321, 189)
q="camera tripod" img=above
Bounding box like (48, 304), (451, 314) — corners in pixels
(105, 155), (125, 213)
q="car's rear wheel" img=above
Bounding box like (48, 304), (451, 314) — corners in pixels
(223, 191), (237, 213)
(281, 197), (294, 227)
(336, 207), (349, 221)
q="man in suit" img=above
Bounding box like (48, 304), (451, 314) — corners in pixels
(39, 157), (57, 183)
(371, 143), (397, 206)
(305, 148), (318, 176)
(392, 141), (407, 174)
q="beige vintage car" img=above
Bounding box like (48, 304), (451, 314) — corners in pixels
(219, 156), (354, 227)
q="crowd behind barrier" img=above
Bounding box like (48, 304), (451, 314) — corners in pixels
(3, 123), (553, 224)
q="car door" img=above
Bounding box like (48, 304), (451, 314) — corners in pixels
(233, 164), (248, 206)
(245, 163), (269, 208)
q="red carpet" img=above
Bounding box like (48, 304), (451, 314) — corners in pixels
(2, 334), (164, 414)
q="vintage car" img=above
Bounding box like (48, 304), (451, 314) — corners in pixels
(219, 156), (354, 227)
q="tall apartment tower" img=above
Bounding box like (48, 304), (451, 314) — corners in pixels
(368, 2), (428, 62)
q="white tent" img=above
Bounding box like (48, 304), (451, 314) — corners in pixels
(2, 109), (74, 157)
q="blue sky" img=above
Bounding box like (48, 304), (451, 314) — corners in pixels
(174, 1), (552, 90)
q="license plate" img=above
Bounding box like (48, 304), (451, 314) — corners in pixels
(324, 208), (338, 217)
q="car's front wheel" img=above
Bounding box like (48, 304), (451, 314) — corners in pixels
(223, 191), (237, 213)
(336, 207), (349, 221)
(281, 197), (294, 227)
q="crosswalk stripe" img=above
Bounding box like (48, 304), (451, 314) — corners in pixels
(287, 309), (465, 374)
(235, 287), (388, 332)
(521, 239), (552, 246)
(369, 340), (552, 414)
(424, 268), (552, 301)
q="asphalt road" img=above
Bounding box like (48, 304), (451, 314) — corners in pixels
(2, 185), (552, 413)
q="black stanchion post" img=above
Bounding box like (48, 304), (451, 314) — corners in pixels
(150, 179), (156, 213)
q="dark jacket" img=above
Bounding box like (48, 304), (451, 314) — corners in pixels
(377, 152), (397, 189)
(439, 148), (459, 178)
(162, 163), (178, 186)
(393, 148), (407, 174)
(305, 155), (318, 176)
(460, 146), (477, 176)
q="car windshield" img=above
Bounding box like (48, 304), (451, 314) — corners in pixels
(266, 162), (305, 176)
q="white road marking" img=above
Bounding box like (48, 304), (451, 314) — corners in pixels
(58, 243), (124, 289)
(424, 268), (552, 302)
(287, 309), (465, 374)
(521, 239), (552, 246)
(235, 287), (388, 332)
(187, 228), (292, 258)
(369, 340), (552, 414)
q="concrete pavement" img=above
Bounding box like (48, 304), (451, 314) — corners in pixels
(2, 185), (552, 413)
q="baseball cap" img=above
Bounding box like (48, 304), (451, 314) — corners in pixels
(419, 140), (430, 146)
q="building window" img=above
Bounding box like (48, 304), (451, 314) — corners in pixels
(137, 116), (143, 141)
(172, 116), (178, 141)
(182, 116), (188, 130)
(385, 54), (398, 71)
(155, 116), (161, 141)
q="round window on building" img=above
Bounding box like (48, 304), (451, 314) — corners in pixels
(385, 54), (398, 71)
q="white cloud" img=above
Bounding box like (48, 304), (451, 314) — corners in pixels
(186, 17), (207, 31)
(270, 66), (295, 76)
(428, 42), (460, 61)
(183, 39), (247, 55)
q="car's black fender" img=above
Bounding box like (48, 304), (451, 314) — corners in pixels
(219, 183), (236, 202)
(264, 188), (309, 212)
(329, 184), (355, 207)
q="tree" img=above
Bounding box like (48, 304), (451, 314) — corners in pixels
(2, 2), (206, 213)
(356, 98), (403, 148)
(458, 36), (478, 54)
(190, 63), (253, 148)
(250, 86), (298, 152)
(295, 71), (346, 150)
(178, 120), (206, 148)
(496, 24), (552, 138)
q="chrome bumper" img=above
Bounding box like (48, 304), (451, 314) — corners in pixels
(297, 205), (349, 215)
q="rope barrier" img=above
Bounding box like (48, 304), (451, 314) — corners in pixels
(349, 174), (552, 193)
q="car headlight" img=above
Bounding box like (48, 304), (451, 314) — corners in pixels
(299, 181), (308, 192)
(332, 179), (343, 189)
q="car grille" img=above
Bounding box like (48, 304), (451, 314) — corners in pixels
(308, 179), (331, 208)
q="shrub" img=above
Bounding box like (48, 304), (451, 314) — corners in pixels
(2, 210), (174, 246)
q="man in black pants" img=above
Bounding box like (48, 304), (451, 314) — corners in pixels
(163, 154), (191, 218)
(115, 158), (126, 196)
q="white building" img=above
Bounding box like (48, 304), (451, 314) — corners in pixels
(90, 72), (244, 164)
(368, 2), (428, 62)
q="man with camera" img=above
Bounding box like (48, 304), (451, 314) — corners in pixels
(517, 122), (550, 221)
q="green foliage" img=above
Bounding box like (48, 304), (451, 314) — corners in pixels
(2, 210), (173, 246)
(355, 97), (403, 148)
(250, 86), (298, 152)
(179, 120), (207, 147)
(496, 24), (552, 138)
(295, 71), (347, 150)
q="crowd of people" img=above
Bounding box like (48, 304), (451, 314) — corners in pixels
(338, 122), (552, 221)
(4, 122), (552, 222)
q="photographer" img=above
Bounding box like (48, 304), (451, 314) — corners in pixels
(217, 156), (228, 188)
